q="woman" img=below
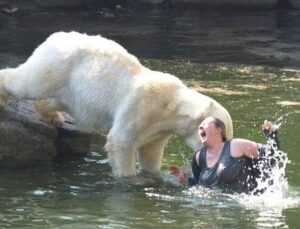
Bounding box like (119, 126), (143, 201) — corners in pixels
(169, 116), (280, 194)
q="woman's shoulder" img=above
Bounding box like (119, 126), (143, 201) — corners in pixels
(230, 138), (256, 145)
(230, 138), (258, 158)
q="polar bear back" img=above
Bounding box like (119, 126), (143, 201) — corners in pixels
(23, 31), (143, 76)
(19, 32), (184, 131)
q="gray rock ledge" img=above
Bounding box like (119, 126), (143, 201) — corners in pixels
(0, 98), (92, 167)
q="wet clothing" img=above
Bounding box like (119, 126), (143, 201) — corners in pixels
(186, 128), (281, 194)
(188, 140), (257, 193)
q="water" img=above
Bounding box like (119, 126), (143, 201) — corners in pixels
(0, 7), (300, 228)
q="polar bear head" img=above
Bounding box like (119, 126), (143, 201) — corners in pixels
(175, 88), (233, 151)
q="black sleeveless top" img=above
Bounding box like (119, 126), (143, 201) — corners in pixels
(189, 140), (258, 193)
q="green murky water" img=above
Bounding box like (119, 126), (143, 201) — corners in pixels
(0, 7), (300, 228)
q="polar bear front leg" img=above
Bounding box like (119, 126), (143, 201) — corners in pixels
(137, 134), (172, 174)
(105, 132), (138, 177)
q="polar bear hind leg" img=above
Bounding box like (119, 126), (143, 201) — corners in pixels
(0, 64), (64, 102)
(0, 68), (14, 106)
(0, 79), (8, 106)
(0, 67), (65, 125)
(34, 99), (65, 126)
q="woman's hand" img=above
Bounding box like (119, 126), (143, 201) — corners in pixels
(169, 165), (188, 185)
(262, 120), (281, 150)
(262, 120), (279, 135)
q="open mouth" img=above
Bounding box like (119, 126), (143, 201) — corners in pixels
(200, 131), (206, 138)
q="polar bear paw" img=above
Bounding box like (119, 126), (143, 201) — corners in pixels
(38, 111), (65, 126)
(34, 99), (65, 126)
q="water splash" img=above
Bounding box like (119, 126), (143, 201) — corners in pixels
(273, 112), (291, 128)
(184, 117), (300, 209)
(274, 111), (300, 128)
(235, 117), (300, 208)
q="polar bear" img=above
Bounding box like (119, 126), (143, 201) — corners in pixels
(0, 31), (233, 177)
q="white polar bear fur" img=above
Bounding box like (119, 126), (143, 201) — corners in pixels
(0, 31), (233, 177)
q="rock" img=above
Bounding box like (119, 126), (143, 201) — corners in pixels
(56, 124), (92, 157)
(0, 0), (282, 12)
(140, 0), (278, 8)
(0, 98), (92, 167)
(0, 0), (18, 14)
(287, 0), (300, 9)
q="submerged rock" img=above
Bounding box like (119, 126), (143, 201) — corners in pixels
(0, 0), (282, 12)
(0, 98), (92, 167)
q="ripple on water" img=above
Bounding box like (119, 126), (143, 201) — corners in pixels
(32, 189), (54, 196)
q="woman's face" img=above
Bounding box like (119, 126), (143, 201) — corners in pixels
(199, 117), (221, 145)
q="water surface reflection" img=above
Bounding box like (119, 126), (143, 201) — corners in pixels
(0, 7), (300, 229)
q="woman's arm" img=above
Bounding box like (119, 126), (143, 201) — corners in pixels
(231, 120), (280, 159)
(169, 151), (201, 185)
(230, 139), (260, 159)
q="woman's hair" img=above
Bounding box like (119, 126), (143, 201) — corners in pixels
(212, 117), (227, 142)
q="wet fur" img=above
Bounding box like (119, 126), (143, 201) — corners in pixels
(0, 32), (233, 177)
